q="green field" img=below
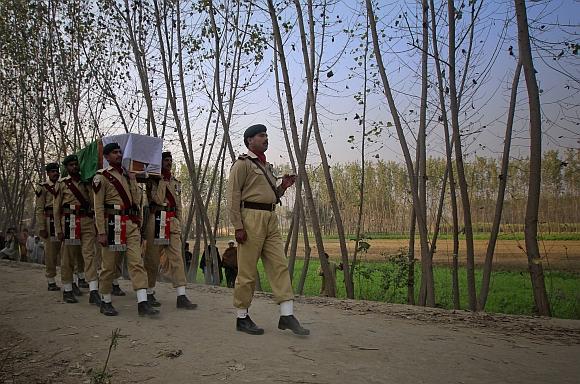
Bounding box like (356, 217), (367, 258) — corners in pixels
(251, 259), (580, 320)
(324, 232), (580, 241)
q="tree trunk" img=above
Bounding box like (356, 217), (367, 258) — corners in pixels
(514, 0), (551, 316)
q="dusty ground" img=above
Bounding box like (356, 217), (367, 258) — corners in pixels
(1, 260), (580, 384)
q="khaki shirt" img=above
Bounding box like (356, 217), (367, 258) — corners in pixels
(227, 150), (282, 230)
(92, 166), (141, 235)
(34, 180), (59, 232)
(53, 176), (94, 235)
(147, 175), (183, 231)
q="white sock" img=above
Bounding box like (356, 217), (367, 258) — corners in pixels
(236, 308), (248, 319)
(73, 274), (79, 284)
(280, 300), (294, 316)
(102, 294), (112, 303)
(146, 288), (155, 295)
(136, 289), (147, 303)
(47, 277), (56, 284)
(89, 280), (98, 291)
(63, 283), (73, 292)
(177, 286), (186, 296)
(112, 279), (119, 285)
(78, 273), (85, 279)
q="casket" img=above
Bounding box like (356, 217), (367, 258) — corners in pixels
(74, 134), (163, 181)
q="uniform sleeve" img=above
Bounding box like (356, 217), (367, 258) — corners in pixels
(227, 160), (247, 230)
(53, 182), (63, 235)
(151, 179), (167, 206)
(35, 186), (47, 232)
(93, 175), (106, 235)
(130, 178), (141, 209)
(174, 181), (183, 220)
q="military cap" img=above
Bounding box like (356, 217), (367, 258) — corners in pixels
(103, 142), (121, 155)
(45, 163), (59, 172)
(243, 124), (267, 147)
(162, 151), (172, 159)
(62, 154), (78, 166)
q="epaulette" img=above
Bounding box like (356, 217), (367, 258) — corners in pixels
(237, 154), (250, 160)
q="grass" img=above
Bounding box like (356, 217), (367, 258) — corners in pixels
(251, 259), (580, 320)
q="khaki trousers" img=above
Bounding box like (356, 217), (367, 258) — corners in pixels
(233, 209), (294, 308)
(143, 214), (187, 288)
(60, 216), (97, 284)
(99, 220), (148, 294)
(43, 237), (61, 279)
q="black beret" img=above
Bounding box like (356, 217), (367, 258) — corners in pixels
(45, 163), (59, 172)
(162, 151), (172, 159)
(103, 142), (121, 155)
(62, 154), (78, 166)
(243, 124), (267, 147)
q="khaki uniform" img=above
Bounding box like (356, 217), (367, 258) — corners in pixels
(144, 176), (187, 288)
(227, 150), (294, 308)
(53, 176), (97, 285)
(93, 166), (148, 294)
(35, 180), (61, 279)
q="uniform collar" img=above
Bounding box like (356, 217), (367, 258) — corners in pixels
(247, 149), (266, 164)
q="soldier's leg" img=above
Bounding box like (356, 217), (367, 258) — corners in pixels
(42, 239), (60, 291)
(166, 233), (196, 309)
(125, 221), (159, 316)
(81, 218), (99, 304)
(110, 251), (126, 296)
(260, 213), (294, 305)
(261, 212), (308, 335)
(143, 217), (161, 290)
(233, 210), (266, 312)
(98, 244), (119, 316)
(60, 244), (78, 303)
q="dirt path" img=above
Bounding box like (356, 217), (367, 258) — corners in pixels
(1, 260), (579, 384)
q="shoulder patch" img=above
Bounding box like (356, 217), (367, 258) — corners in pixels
(92, 176), (102, 193)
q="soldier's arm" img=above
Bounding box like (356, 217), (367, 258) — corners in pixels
(53, 182), (63, 236)
(129, 177), (141, 208)
(227, 160), (247, 230)
(151, 178), (167, 205)
(173, 180), (183, 220)
(93, 175), (106, 235)
(35, 186), (47, 232)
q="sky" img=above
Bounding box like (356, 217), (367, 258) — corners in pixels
(102, 0), (579, 168)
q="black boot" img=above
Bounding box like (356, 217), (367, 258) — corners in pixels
(176, 295), (197, 310)
(89, 290), (102, 306)
(78, 278), (89, 289)
(147, 293), (161, 307)
(47, 283), (60, 291)
(278, 315), (310, 336)
(138, 301), (160, 317)
(63, 290), (78, 304)
(111, 284), (126, 296)
(100, 301), (119, 316)
(236, 316), (264, 335)
(72, 283), (83, 296)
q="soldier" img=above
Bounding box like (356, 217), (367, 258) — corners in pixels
(93, 142), (158, 317)
(35, 163), (62, 291)
(143, 151), (197, 310)
(227, 124), (309, 336)
(53, 155), (100, 305)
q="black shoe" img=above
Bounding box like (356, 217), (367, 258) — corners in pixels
(89, 290), (102, 306)
(63, 290), (78, 304)
(47, 283), (61, 291)
(278, 315), (310, 335)
(176, 295), (197, 310)
(147, 294), (161, 307)
(100, 301), (119, 316)
(78, 278), (89, 289)
(138, 301), (160, 317)
(72, 283), (83, 296)
(112, 284), (126, 296)
(236, 316), (264, 335)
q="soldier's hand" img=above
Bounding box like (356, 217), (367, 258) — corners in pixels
(235, 229), (247, 244)
(280, 174), (297, 189)
(39, 230), (48, 239)
(98, 234), (108, 247)
(57, 233), (64, 242)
